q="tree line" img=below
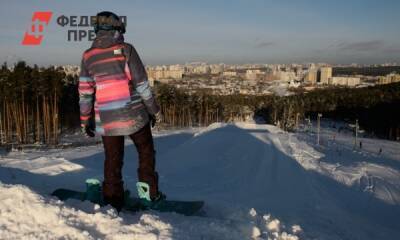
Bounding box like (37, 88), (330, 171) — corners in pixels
(1, 61), (399, 146)
(155, 84), (268, 127)
(333, 66), (400, 76)
(0, 62), (69, 145)
(257, 83), (400, 140)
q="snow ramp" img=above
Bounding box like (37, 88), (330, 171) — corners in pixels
(158, 123), (400, 240)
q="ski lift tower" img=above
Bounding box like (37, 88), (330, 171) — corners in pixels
(317, 113), (322, 145)
(354, 119), (359, 148)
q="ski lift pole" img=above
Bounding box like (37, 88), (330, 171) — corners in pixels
(354, 119), (358, 148)
(317, 113), (322, 145)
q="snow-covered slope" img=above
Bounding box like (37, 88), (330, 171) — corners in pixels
(1, 122), (400, 239)
(1, 182), (265, 240)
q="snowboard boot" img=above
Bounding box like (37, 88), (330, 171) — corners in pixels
(136, 182), (166, 209)
(102, 180), (125, 212)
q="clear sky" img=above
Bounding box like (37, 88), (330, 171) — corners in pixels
(0, 0), (399, 66)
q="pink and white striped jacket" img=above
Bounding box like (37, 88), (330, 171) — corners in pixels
(79, 31), (159, 136)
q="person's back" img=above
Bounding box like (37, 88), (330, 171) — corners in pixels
(80, 21), (158, 136)
(79, 11), (164, 211)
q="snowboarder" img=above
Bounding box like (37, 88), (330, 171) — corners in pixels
(78, 11), (164, 211)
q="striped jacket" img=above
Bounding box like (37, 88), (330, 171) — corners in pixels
(79, 31), (159, 136)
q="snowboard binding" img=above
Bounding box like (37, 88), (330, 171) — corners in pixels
(136, 182), (166, 209)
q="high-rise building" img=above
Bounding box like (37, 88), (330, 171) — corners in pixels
(329, 77), (360, 86)
(379, 73), (400, 84)
(319, 67), (332, 84)
(305, 68), (318, 84)
(210, 64), (224, 74)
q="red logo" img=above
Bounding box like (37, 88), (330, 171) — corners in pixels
(22, 11), (53, 46)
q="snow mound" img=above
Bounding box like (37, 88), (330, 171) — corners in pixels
(194, 122), (278, 137)
(159, 123), (400, 239)
(160, 124), (316, 211)
(0, 182), (249, 240)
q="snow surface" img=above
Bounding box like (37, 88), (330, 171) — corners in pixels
(1, 122), (400, 239)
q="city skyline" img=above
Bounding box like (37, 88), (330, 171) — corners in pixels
(1, 0), (400, 66)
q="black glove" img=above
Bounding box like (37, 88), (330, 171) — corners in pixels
(149, 114), (156, 128)
(149, 112), (163, 128)
(81, 124), (95, 138)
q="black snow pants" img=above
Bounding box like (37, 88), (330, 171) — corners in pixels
(101, 123), (159, 207)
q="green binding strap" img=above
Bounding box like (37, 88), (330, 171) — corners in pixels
(85, 178), (102, 203)
(136, 182), (151, 201)
(86, 178), (100, 186)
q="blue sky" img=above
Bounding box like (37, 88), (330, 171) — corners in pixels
(0, 0), (399, 66)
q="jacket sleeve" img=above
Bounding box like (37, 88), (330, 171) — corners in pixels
(125, 44), (160, 115)
(78, 56), (95, 126)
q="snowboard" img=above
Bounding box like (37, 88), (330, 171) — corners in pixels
(51, 188), (204, 216)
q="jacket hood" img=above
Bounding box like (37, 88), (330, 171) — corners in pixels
(91, 30), (124, 48)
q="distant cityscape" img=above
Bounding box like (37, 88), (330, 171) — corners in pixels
(59, 62), (400, 96)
